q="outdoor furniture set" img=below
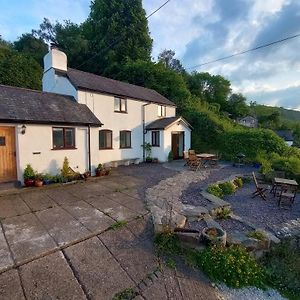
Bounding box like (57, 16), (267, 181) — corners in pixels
(184, 150), (219, 171)
(252, 172), (298, 208)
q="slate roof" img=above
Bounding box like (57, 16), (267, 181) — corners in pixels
(0, 85), (102, 126)
(275, 130), (294, 141)
(66, 68), (176, 106)
(146, 116), (192, 130)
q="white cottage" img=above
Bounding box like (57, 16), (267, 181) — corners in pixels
(0, 46), (192, 184)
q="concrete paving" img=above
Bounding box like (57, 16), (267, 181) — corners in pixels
(0, 166), (218, 300)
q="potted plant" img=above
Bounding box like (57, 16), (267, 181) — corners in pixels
(95, 164), (106, 176)
(105, 167), (112, 175)
(141, 142), (152, 163)
(202, 227), (226, 246)
(153, 158), (159, 163)
(23, 164), (36, 187)
(43, 173), (53, 185)
(83, 171), (91, 178)
(34, 173), (44, 187)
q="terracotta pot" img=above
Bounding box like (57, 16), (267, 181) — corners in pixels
(202, 227), (226, 246)
(24, 179), (35, 187)
(95, 169), (101, 177)
(34, 180), (43, 187)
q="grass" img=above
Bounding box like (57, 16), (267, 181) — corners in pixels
(109, 220), (128, 231)
(216, 207), (231, 219)
(112, 288), (138, 300)
(247, 230), (267, 241)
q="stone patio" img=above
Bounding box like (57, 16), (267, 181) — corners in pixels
(0, 164), (218, 300)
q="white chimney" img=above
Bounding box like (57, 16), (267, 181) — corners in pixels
(43, 43), (67, 73)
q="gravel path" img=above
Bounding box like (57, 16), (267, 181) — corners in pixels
(217, 218), (253, 234)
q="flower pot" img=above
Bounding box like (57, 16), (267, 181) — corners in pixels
(83, 171), (91, 178)
(95, 169), (101, 177)
(145, 158), (153, 163)
(34, 180), (43, 187)
(105, 169), (111, 175)
(24, 179), (35, 187)
(174, 228), (201, 245)
(43, 179), (52, 185)
(202, 227), (226, 246)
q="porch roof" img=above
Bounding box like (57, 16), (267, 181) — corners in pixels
(0, 85), (102, 127)
(145, 116), (193, 130)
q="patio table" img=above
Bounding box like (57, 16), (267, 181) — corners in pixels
(196, 153), (217, 168)
(271, 177), (298, 197)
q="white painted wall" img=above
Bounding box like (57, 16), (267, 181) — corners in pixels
(44, 48), (67, 73)
(2, 123), (92, 183)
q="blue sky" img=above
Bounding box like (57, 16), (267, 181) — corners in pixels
(1, 0), (300, 111)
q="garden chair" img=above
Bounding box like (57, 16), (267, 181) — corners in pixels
(278, 184), (298, 208)
(252, 172), (268, 200)
(188, 154), (203, 171)
(188, 149), (195, 155)
(183, 151), (189, 166)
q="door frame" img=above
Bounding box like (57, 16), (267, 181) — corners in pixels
(171, 131), (185, 160)
(0, 126), (17, 183)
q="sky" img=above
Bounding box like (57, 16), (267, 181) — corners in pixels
(1, 0), (300, 110)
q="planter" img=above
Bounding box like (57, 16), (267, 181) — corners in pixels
(43, 179), (52, 185)
(105, 169), (111, 176)
(202, 227), (226, 246)
(34, 180), (43, 187)
(145, 158), (153, 163)
(24, 179), (35, 187)
(95, 169), (103, 177)
(152, 158), (159, 163)
(83, 171), (91, 178)
(174, 228), (201, 245)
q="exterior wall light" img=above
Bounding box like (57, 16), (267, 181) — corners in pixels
(21, 124), (26, 135)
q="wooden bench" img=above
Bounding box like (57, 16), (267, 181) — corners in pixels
(110, 158), (140, 168)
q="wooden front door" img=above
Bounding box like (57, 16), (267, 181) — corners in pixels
(0, 127), (17, 183)
(172, 132), (184, 160)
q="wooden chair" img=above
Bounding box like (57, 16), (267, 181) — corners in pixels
(252, 172), (268, 200)
(188, 149), (195, 155)
(183, 151), (189, 166)
(188, 154), (202, 171)
(278, 184), (298, 208)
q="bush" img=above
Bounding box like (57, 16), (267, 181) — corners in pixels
(168, 151), (173, 162)
(262, 240), (300, 298)
(218, 181), (236, 195)
(233, 177), (243, 188)
(197, 245), (265, 288)
(207, 184), (224, 198)
(216, 207), (231, 219)
(247, 231), (267, 241)
(23, 164), (36, 180)
(154, 232), (182, 256)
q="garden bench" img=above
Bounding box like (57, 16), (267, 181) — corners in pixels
(110, 158), (140, 168)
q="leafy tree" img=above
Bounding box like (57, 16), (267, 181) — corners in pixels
(227, 93), (250, 119)
(118, 59), (191, 112)
(32, 18), (57, 44)
(14, 33), (48, 66)
(158, 49), (185, 73)
(0, 46), (42, 89)
(83, 0), (153, 77)
(186, 72), (231, 109)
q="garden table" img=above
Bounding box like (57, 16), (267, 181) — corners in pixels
(271, 177), (298, 197)
(196, 153), (218, 168)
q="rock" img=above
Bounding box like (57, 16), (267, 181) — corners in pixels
(204, 216), (223, 230)
(181, 205), (208, 218)
(174, 228), (201, 245)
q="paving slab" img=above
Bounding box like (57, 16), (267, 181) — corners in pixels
(122, 188), (142, 199)
(89, 197), (138, 221)
(2, 213), (56, 264)
(100, 226), (158, 284)
(36, 206), (90, 246)
(108, 192), (148, 215)
(0, 194), (31, 219)
(83, 181), (115, 195)
(20, 251), (86, 300)
(45, 188), (80, 206)
(63, 200), (115, 232)
(161, 267), (183, 300)
(65, 184), (98, 200)
(126, 214), (154, 242)
(20, 191), (57, 212)
(0, 269), (25, 300)
(0, 226), (14, 271)
(141, 279), (168, 299)
(64, 237), (135, 300)
(98, 179), (128, 191)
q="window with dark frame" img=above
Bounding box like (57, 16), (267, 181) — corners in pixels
(120, 131), (131, 148)
(52, 127), (75, 149)
(0, 136), (5, 146)
(99, 130), (113, 149)
(158, 105), (166, 117)
(152, 131), (160, 147)
(114, 97), (127, 113)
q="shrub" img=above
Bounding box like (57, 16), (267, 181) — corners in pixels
(207, 184), (224, 198)
(197, 245), (265, 288)
(216, 207), (231, 219)
(247, 230), (267, 241)
(262, 240), (300, 298)
(154, 232), (182, 256)
(234, 177), (243, 188)
(218, 181), (236, 195)
(23, 164), (36, 180)
(168, 151), (173, 161)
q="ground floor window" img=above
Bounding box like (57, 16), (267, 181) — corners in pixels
(99, 130), (113, 149)
(152, 131), (160, 147)
(52, 127), (75, 149)
(120, 130), (131, 148)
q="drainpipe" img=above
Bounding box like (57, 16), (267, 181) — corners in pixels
(142, 103), (152, 161)
(88, 125), (91, 173)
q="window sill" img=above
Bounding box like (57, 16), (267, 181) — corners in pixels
(51, 147), (77, 150)
(114, 111), (128, 114)
(99, 148), (113, 150)
(152, 145), (160, 147)
(120, 147), (132, 149)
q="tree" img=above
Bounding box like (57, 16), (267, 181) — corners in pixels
(0, 46), (42, 90)
(14, 33), (48, 66)
(83, 0), (152, 77)
(186, 72), (231, 110)
(158, 49), (185, 73)
(32, 18), (57, 44)
(227, 93), (249, 119)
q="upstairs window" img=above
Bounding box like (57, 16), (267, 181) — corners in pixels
(52, 127), (75, 149)
(120, 130), (131, 148)
(99, 130), (113, 149)
(158, 105), (166, 117)
(114, 97), (127, 113)
(152, 131), (160, 147)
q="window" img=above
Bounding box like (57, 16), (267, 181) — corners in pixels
(120, 131), (131, 148)
(52, 127), (75, 149)
(0, 137), (5, 146)
(99, 130), (112, 149)
(158, 105), (166, 117)
(114, 97), (127, 113)
(152, 131), (160, 147)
